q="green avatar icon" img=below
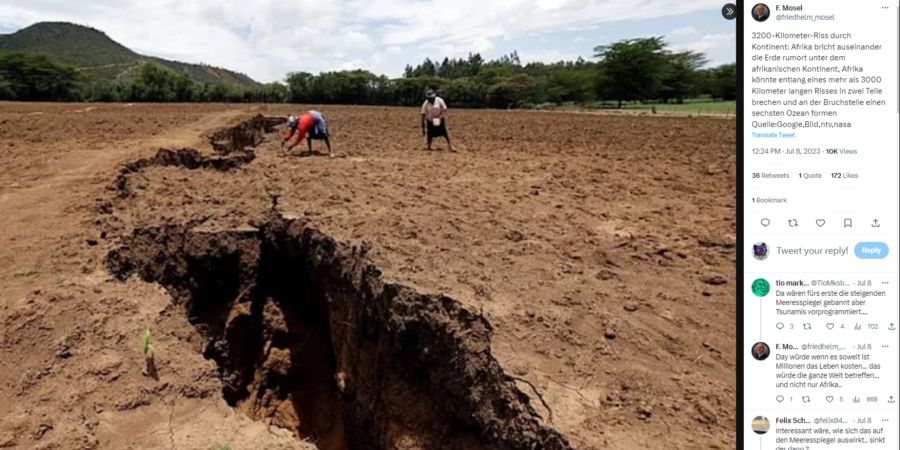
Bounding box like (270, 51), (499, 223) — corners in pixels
(752, 278), (771, 297)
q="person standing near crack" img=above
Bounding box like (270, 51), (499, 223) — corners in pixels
(282, 110), (332, 156)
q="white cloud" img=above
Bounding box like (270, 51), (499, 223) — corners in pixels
(372, 0), (718, 47)
(518, 49), (583, 64)
(471, 37), (493, 53)
(672, 32), (736, 66)
(669, 25), (698, 37)
(0, 0), (726, 81)
(682, 33), (733, 53)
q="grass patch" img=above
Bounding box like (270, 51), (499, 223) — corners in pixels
(521, 99), (736, 115)
(142, 329), (154, 356)
(626, 100), (736, 114)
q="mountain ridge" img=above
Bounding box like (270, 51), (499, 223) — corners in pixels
(0, 22), (260, 88)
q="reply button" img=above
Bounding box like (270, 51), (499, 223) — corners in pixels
(854, 242), (889, 259)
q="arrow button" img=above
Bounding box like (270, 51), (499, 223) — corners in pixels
(722, 3), (737, 20)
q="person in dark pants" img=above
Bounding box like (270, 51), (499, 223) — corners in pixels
(282, 110), (332, 156)
(420, 89), (454, 151)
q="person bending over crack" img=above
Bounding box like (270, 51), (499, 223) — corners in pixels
(282, 110), (332, 156)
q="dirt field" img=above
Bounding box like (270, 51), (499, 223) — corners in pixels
(0, 103), (737, 450)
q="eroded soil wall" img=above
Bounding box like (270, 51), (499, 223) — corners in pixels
(108, 214), (572, 450)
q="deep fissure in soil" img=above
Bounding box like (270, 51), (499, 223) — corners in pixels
(107, 215), (573, 450)
(111, 114), (282, 199)
(208, 114), (284, 154)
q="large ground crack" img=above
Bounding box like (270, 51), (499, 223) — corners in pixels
(104, 113), (572, 449)
(107, 213), (573, 450)
(208, 114), (284, 154)
(111, 114), (282, 199)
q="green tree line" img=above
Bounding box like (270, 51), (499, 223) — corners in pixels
(1, 37), (735, 107)
(0, 53), (82, 101)
(0, 52), (289, 102)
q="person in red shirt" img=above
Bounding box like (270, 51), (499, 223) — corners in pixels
(281, 110), (332, 156)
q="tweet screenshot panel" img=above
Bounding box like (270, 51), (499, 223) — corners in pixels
(743, 0), (900, 448)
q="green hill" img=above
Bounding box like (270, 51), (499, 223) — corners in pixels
(0, 22), (259, 88)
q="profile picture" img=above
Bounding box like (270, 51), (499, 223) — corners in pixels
(752, 3), (770, 22)
(752, 416), (770, 434)
(751, 341), (770, 361)
(751, 278), (770, 297)
(753, 242), (768, 261)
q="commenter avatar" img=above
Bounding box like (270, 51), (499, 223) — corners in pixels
(752, 416), (771, 434)
(751, 278), (771, 297)
(751, 341), (770, 361)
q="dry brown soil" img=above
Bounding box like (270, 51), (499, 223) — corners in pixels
(0, 103), (737, 449)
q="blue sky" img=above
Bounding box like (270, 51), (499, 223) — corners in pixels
(0, 0), (735, 83)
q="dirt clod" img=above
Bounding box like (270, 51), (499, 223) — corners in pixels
(701, 275), (728, 286)
(637, 405), (653, 421)
(505, 230), (525, 242)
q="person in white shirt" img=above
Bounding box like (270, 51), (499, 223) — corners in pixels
(420, 89), (454, 151)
